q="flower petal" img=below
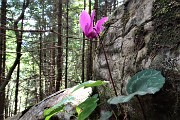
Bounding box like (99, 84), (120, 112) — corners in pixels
(95, 17), (108, 34)
(91, 10), (95, 23)
(87, 10), (95, 34)
(86, 30), (98, 39)
(84, 24), (90, 37)
(79, 10), (91, 33)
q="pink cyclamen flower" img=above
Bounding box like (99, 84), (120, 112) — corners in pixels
(79, 10), (108, 39)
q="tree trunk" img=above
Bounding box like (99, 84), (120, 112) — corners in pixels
(14, 62), (20, 115)
(39, 32), (43, 100)
(0, 0), (7, 119)
(49, 32), (56, 93)
(86, 0), (93, 81)
(5, 85), (10, 118)
(56, 0), (63, 91)
(46, 0), (57, 94)
(65, 0), (69, 88)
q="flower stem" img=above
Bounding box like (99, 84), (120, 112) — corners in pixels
(98, 36), (124, 117)
(99, 40), (118, 96)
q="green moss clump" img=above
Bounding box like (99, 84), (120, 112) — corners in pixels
(148, 0), (180, 52)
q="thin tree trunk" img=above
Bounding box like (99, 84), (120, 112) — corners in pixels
(14, 62), (20, 115)
(18, 97), (21, 112)
(50, 20), (56, 93)
(25, 79), (30, 109)
(32, 62), (39, 104)
(94, 0), (98, 22)
(14, 0), (26, 114)
(50, 2), (57, 93)
(86, 0), (93, 81)
(5, 85), (9, 118)
(39, 32), (43, 100)
(50, 34), (56, 93)
(0, 0), (7, 119)
(8, 88), (13, 117)
(39, 0), (46, 99)
(49, 31), (56, 94)
(65, 0), (69, 88)
(56, 0), (63, 91)
(2, 16), (6, 119)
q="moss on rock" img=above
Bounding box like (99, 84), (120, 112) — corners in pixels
(148, 0), (180, 53)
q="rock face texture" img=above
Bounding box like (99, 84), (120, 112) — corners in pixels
(94, 0), (180, 119)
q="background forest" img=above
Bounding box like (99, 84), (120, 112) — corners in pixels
(0, 0), (124, 119)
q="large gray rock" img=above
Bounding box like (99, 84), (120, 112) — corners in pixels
(94, 0), (180, 119)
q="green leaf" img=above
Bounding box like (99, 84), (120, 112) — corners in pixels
(44, 96), (75, 120)
(76, 106), (82, 116)
(73, 80), (107, 92)
(127, 69), (165, 94)
(100, 111), (112, 120)
(44, 105), (64, 120)
(108, 93), (135, 104)
(76, 97), (99, 120)
(108, 69), (165, 104)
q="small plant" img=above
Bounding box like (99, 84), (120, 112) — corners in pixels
(79, 9), (118, 96)
(43, 80), (108, 120)
(76, 95), (99, 120)
(108, 69), (165, 120)
(108, 69), (165, 104)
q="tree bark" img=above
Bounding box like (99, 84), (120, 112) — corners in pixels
(86, 0), (93, 81)
(13, 0), (26, 113)
(65, 0), (69, 88)
(14, 62), (20, 115)
(56, 0), (63, 91)
(39, 32), (43, 100)
(0, 0), (7, 119)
